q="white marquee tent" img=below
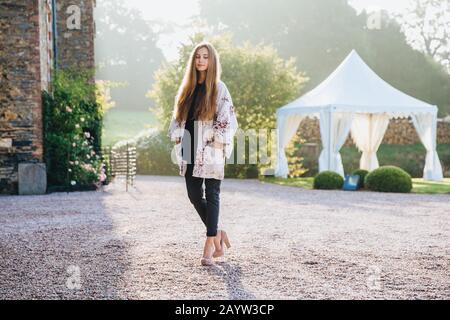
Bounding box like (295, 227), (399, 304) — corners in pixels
(275, 50), (443, 181)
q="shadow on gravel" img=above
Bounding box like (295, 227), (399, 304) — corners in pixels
(205, 262), (256, 299)
(0, 191), (131, 299)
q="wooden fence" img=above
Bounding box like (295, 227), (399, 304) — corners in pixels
(103, 142), (136, 191)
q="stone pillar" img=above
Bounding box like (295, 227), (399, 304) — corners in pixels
(39, 0), (54, 91)
(56, 0), (95, 72)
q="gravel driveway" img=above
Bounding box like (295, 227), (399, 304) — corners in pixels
(1, 175), (449, 299)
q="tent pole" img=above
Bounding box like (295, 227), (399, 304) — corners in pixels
(328, 107), (332, 171)
(368, 113), (372, 170)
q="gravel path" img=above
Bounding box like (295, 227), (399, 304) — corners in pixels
(1, 175), (449, 300)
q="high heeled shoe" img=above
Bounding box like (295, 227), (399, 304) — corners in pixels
(200, 257), (214, 266)
(213, 230), (231, 258)
(201, 242), (215, 266)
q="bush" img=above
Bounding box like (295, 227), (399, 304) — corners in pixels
(225, 162), (259, 179)
(313, 171), (344, 190)
(365, 166), (412, 193)
(43, 69), (107, 191)
(224, 138), (264, 179)
(135, 129), (179, 176)
(285, 132), (308, 178)
(352, 169), (369, 189)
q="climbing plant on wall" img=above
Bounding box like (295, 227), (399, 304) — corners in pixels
(42, 69), (109, 191)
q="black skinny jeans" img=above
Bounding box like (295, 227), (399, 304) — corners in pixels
(184, 163), (221, 237)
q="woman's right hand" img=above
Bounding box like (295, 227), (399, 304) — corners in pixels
(175, 137), (181, 144)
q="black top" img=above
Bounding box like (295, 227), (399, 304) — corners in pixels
(182, 81), (205, 164)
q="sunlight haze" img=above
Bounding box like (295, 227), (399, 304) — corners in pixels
(123, 0), (414, 61)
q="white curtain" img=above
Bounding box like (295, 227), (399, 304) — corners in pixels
(411, 113), (444, 181)
(274, 114), (304, 177)
(318, 110), (354, 177)
(350, 113), (390, 171)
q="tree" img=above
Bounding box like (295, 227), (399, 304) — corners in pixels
(398, 0), (450, 71)
(199, 0), (450, 116)
(95, 0), (165, 111)
(200, 0), (365, 88)
(149, 33), (308, 132)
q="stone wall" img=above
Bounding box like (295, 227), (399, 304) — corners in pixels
(0, 0), (45, 194)
(297, 117), (450, 147)
(0, 0), (95, 194)
(56, 0), (95, 71)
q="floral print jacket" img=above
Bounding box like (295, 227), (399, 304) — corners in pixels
(167, 81), (238, 180)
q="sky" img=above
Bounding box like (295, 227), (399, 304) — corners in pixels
(123, 0), (414, 61)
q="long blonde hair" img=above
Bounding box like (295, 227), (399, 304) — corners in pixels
(174, 42), (221, 123)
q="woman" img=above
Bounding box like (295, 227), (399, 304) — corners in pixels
(167, 42), (238, 266)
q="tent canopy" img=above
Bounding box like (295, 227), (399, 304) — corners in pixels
(277, 50), (437, 117)
(275, 50), (443, 181)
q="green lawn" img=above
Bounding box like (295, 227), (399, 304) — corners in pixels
(411, 178), (450, 194)
(260, 176), (450, 194)
(260, 176), (315, 189)
(102, 109), (157, 146)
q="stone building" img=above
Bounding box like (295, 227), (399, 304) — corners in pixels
(0, 0), (95, 194)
